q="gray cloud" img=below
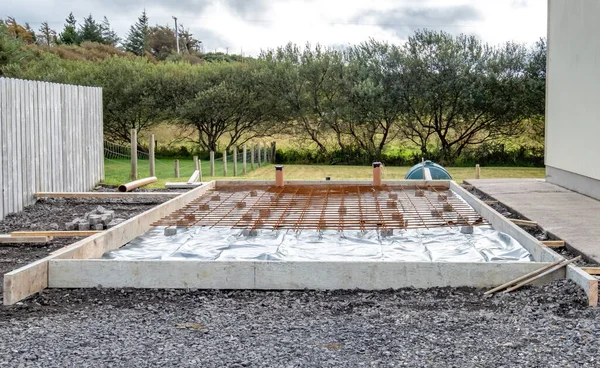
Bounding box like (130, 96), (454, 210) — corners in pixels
(352, 5), (482, 39)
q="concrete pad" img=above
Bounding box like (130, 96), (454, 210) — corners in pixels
(466, 179), (600, 263)
(49, 259), (563, 290)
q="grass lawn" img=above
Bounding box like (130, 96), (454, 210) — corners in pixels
(103, 158), (270, 188)
(103, 159), (544, 188)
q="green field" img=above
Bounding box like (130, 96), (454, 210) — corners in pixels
(102, 159), (545, 188)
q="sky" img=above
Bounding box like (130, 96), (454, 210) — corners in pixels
(3, 0), (547, 55)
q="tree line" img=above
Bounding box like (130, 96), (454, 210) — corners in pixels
(0, 18), (545, 164)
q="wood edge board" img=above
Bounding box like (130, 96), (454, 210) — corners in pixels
(542, 240), (565, 247)
(3, 181), (216, 305)
(581, 267), (600, 275)
(510, 219), (538, 227)
(10, 231), (102, 237)
(34, 192), (182, 198)
(0, 235), (53, 243)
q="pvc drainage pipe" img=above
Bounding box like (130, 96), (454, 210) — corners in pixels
(118, 176), (157, 192)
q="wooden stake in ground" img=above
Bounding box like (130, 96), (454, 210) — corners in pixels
(210, 151), (215, 177)
(243, 144), (247, 175)
(233, 147), (238, 177)
(130, 129), (137, 181)
(257, 143), (261, 167)
(475, 164), (481, 179)
(484, 259), (564, 295)
(223, 151), (227, 176)
(250, 144), (255, 170)
(174, 160), (180, 178)
(503, 256), (582, 293)
(149, 134), (155, 177)
(198, 159), (203, 182)
(193, 156), (199, 171)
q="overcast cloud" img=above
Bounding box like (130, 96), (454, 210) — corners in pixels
(2, 0), (547, 55)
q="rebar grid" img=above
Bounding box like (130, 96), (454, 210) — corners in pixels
(151, 184), (487, 230)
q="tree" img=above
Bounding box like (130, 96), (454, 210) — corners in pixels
(148, 25), (176, 60)
(397, 30), (530, 163)
(524, 38), (546, 141)
(37, 22), (56, 46)
(344, 41), (404, 160)
(177, 61), (279, 151)
(79, 14), (103, 43)
(58, 13), (79, 45)
(100, 16), (120, 46)
(3, 17), (36, 43)
(124, 10), (149, 56)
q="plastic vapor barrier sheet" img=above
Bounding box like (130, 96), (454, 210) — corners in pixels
(103, 225), (532, 263)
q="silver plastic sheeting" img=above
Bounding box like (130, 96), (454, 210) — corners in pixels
(103, 225), (532, 262)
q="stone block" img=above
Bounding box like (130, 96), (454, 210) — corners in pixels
(164, 227), (177, 236)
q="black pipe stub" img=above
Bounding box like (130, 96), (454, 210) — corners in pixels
(372, 162), (382, 168)
(275, 166), (283, 171)
(325, 176), (331, 181)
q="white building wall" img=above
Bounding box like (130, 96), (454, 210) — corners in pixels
(546, 0), (600, 198)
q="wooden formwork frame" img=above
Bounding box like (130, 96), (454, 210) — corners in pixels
(3, 180), (597, 306)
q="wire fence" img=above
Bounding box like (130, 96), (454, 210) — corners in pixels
(103, 140), (272, 184)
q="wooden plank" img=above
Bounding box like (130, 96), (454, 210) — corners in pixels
(581, 267), (600, 275)
(542, 240), (565, 247)
(0, 235), (52, 244)
(510, 218), (538, 227)
(3, 181), (216, 305)
(11, 231), (102, 237)
(187, 170), (200, 184)
(34, 192), (181, 198)
(483, 200), (498, 205)
(165, 182), (202, 189)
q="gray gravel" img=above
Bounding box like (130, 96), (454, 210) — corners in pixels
(0, 281), (599, 367)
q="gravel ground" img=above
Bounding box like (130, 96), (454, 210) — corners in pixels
(1, 186), (599, 367)
(0, 281), (599, 367)
(0, 194), (176, 293)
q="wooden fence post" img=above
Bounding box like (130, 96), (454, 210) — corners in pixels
(243, 144), (247, 175)
(271, 141), (276, 164)
(257, 143), (261, 167)
(193, 156), (199, 171)
(198, 159), (203, 182)
(233, 147), (238, 177)
(250, 144), (254, 170)
(263, 142), (267, 164)
(130, 129), (137, 181)
(475, 164), (481, 179)
(149, 134), (155, 177)
(223, 151), (227, 176)
(210, 151), (215, 177)
(174, 160), (180, 178)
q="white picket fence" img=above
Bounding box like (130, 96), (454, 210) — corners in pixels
(0, 77), (103, 220)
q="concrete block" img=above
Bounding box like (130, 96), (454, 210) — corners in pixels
(199, 204), (210, 211)
(77, 221), (90, 231)
(237, 201), (247, 208)
(250, 190), (258, 197)
(65, 221), (77, 231)
(164, 227), (177, 236)
(461, 226), (473, 234)
(92, 224), (104, 231)
(100, 214), (112, 226)
(88, 214), (103, 226)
